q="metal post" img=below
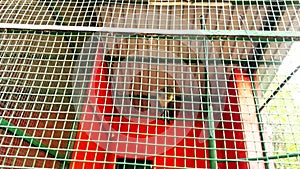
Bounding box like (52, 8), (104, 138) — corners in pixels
(201, 15), (218, 169)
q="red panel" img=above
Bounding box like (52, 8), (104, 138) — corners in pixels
(71, 45), (255, 168)
(70, 43), (114, 169)
(216, 69), (249, 169)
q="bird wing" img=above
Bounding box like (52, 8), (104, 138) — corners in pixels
(150, 94), (164, 114)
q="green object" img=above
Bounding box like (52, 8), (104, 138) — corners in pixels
(0, 117), (66, 160)
(217, 152), (300, 162)
(201, 15), (218, 169)
(249, 72), (270, 169)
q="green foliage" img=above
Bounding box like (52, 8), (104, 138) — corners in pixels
(262, 80), (300, 169)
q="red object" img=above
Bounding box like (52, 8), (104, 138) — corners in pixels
(70, 45), (255, 169)
(216, 69), (251, 169)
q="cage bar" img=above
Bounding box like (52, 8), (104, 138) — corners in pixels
(0, 0), (300, 169)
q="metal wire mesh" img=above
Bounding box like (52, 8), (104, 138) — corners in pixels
(0, 0), (300, 169)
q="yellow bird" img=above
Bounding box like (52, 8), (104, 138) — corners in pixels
(157, 87), (175, 124)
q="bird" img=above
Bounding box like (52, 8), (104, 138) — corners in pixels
(157, 86), (175, 124)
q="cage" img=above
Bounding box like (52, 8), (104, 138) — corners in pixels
(0, 0), (300, 169)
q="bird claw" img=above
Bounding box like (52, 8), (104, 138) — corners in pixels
(160, 110), (171, 125)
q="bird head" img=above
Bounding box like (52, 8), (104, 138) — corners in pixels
(157, 87), (175, 105)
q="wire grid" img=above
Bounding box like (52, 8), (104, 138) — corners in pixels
(0, 0), (300, 169)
